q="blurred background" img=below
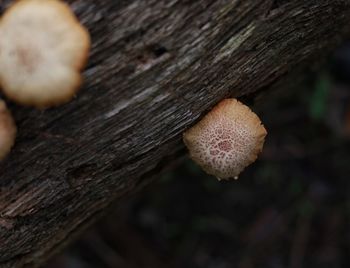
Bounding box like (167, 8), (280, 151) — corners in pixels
(45, 41), (350, 268)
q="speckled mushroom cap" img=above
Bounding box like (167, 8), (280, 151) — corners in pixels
(0, 100), (16, 160)
(0, 0), (90, 108)
(183, 98), (267, 180)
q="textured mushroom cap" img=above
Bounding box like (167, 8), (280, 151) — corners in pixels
(183, 98), (267, 180)
(0, 100), (16, 160)
(0, 0), (91, 108)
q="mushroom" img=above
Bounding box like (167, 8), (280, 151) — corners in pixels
(183, 98), (267, 180)
(0, 100), (16, 160)
(0, 0), (91, 108)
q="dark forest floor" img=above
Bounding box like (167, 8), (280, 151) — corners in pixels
(45, 41), (350, 268)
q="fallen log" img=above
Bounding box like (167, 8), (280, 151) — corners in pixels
(0, 0), (349, 267)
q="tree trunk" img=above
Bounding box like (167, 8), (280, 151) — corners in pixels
(0, 0), (349, 267)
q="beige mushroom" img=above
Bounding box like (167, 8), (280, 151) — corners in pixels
(183, 98), (267, 180)
(0, 100), (16, 160)
(0, 0), (91, 108)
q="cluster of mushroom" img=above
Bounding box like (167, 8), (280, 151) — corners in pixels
(0, 1), (266, 182)
(183, 98), (267, 181)
(0, 0), (91, 161)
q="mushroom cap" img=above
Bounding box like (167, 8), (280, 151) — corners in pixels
(183, 98), (267, 180)
(0, 0), (91, 108)
(0, 100), (16, 160)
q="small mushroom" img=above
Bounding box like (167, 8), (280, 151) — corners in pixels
(0, 100), (16, 160)
(0, 0), (91, 108)
(183, 98), (267, 180)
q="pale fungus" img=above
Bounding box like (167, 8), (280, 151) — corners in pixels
(0, 0), (91, 108)
(183, 98), (267, 180)
(0, 100), (16, 160)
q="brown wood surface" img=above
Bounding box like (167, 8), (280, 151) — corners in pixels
(0, 0), (349, 267)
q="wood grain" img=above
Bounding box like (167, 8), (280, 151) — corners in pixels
(0, 0), (349, 267)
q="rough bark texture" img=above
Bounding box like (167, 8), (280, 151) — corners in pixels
(0, 0), (349, 267)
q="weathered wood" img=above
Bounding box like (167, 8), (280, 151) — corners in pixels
(0, 0), (349, 267)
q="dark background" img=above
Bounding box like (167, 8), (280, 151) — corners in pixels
(45, 41), (350, 268)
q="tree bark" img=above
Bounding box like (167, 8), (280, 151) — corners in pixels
(0, 0), (349, 267)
